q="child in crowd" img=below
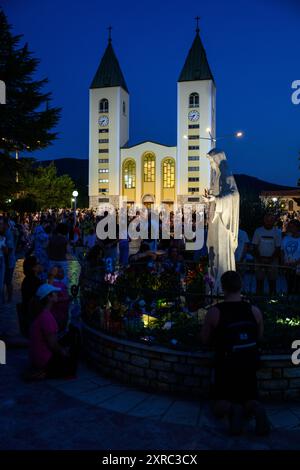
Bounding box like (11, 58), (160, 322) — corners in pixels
(28, 284), (79, 379)
(48, 266), (70, 332)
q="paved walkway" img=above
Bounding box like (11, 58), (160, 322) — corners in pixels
(49, 361), (300, 432)
(1, 259), (300, 449)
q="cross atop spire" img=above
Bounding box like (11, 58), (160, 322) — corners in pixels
(108, 25), (112, 43)
(90, 29), (129, 92)
(178, 20), (214, 83)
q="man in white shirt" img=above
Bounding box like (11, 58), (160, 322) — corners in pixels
(281, 219), (300, 294)
(252, 214), (281, 295)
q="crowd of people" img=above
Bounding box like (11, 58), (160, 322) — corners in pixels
(0, 216), (17, 304)
(236, 213), (300, 295)
(0, 210), (81, 380)
(0, 207), (299, 436)
(1, 207), (299, 303)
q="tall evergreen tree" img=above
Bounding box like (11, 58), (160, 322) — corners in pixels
(0, 9), (61, 153)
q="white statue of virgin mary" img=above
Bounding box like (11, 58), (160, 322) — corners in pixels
(203, 149), (240, 293)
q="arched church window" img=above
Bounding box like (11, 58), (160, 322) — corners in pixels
(189, 93), (199, 108)
(123, 101), (126, 115)
(99, 99), (109, 113)
(163, 158), (175, 188)
(123, 160), (136, 189)
(143, 153), (155, 182)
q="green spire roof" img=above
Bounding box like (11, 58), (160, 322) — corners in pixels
(90, 41), (129, 92)
(178, 31), (214, 83)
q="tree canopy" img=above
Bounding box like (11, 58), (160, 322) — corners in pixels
(0, 9), (68, 211)
(22, 161), (75, 209)
(0, 9), (61, 152)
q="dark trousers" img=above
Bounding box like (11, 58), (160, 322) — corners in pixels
(46, 326), (81, 378)
(286, 270), (300, 295)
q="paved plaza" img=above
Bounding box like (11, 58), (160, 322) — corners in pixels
(0, 260), (300, 450)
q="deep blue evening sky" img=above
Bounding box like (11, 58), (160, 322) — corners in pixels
(3, 0), (300, 185)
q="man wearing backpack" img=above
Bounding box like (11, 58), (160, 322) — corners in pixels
(201, 270), (270, 436)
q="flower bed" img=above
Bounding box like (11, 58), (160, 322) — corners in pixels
(79, 257), (300, 353)
(79, 258), (300, 400)
(256, 297), (300, 353)
(80, 257), (213, 350)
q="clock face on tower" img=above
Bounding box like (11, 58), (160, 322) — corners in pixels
(188, 110), (200, 122)
(99, 115), (109, 127)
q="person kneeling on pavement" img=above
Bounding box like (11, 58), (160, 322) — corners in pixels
(27, 284), (80, 380)
(201, 270), (270, 436)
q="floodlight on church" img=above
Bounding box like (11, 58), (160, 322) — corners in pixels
(236, 131), (243, 138)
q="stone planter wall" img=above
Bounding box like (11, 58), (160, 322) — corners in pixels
(82, 323), (300, 401)
(257, 356), (300, 400)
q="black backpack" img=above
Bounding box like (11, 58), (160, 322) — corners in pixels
(219, 315), (260, 368)
(223, 320), (257, 351)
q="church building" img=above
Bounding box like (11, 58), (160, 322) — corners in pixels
(89, 24), (216, 209)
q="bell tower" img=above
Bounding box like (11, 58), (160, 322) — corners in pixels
(177, 18), (216, 204)
(89, 27), (129, 208)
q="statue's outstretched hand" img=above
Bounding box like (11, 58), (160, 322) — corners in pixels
(202, 195), (216, 203)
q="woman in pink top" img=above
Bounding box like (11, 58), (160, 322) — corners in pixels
(29, 284), (76, 378)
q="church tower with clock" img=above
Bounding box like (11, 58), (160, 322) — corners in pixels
(89, 23), (215, 209)
(89, 29), (129, 208)
(177, 20), (216, 204)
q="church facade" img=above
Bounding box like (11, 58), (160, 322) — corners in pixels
(89, 27), (216, 209)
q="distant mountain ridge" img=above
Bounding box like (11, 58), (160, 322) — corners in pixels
(233, 173), (296, 195)
(37, 158), (297, 202)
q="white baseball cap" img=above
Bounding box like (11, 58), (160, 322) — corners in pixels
(36, 283), (61, 300)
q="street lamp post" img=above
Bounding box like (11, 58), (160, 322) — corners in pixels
(182, 129), (244, 199)
(183, 129), (244, 146)
(15, 148), (19, 183)
(72, 190), (78, 226)
(205, 128), (244, 144)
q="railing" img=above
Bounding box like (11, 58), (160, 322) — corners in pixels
(77, 249), (299, 297)
(236, 261), (299, 298)
(78, 255), (300, 351)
